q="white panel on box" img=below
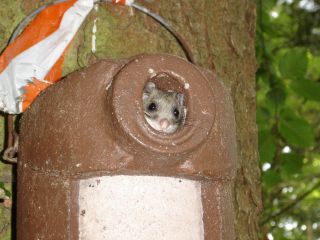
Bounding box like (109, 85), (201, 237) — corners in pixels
(79, 175), (204, 240)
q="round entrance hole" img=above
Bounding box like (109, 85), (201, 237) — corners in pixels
(110, 54), (215, 155)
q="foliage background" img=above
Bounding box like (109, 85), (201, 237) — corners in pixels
(0, 0), (260, 239)
(257, 0), (320, 239)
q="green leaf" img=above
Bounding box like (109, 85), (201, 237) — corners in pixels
(263, 170), (282, 187)
(279, 49), (308, 80)
(291, 79), (320, 102)
(279, 114), (315, 147)
(267, 84), (286, 106)
(308, 54), (320, 79)
(259, 129), (277, 163)
(281, 153), (303, 175)
(257, 107), (271, 124)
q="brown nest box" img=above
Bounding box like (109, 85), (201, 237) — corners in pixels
(17, 54), (237, 240)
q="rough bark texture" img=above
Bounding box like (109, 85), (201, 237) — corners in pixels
(0, 0), (261, 239)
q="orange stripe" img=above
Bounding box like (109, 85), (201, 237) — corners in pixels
(0, 0), (77, 74)
(22, 78), (51, 111)
(112, 0), (126, 5)
(22, 44), (71, 111)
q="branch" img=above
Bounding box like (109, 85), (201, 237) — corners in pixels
(260, 180), (320, 226)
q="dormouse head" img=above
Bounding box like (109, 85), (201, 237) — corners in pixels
(143, 82), (186, 134)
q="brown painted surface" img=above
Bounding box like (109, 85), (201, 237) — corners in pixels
(17, 54), (237, 239)
(17, 167), (71, 239)
(0, 1), (259, 239)
(202, 180), (235, 239)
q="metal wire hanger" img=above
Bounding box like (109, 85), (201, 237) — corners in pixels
(3, 0), (195, 163)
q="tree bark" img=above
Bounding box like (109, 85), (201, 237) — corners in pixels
(0, 0), (261, 239)
(307, 219), (314, 240)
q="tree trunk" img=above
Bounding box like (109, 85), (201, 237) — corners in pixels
(0, 0), (261, 239)
(307, 219), (314, 240)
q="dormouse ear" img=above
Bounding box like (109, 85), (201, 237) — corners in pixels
(143, 82), (156, 100)
(176, 93), (184, 105)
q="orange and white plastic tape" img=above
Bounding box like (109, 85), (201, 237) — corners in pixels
(0, 0), (160, 114)
(0, 0), (94, 114)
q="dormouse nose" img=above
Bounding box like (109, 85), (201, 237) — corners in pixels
(160, 119), (170, 129)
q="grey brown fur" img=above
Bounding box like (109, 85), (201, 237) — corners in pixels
(143, 82), (186, 134)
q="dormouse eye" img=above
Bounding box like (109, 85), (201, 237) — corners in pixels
(148, 102), (157, 111)
(173, 108), (179, 118)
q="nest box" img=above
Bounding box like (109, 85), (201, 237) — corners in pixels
(17, 53), (237, 240)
